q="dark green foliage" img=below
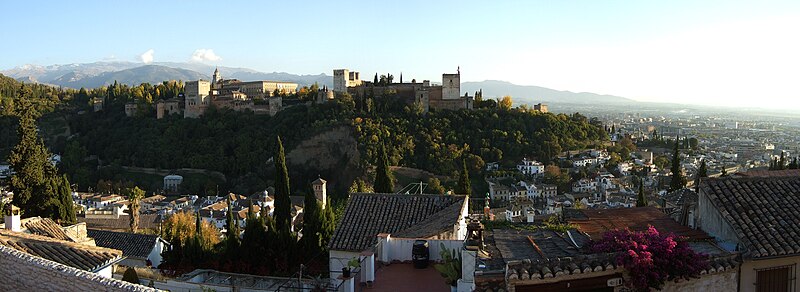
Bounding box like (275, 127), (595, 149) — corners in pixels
(241, 202), (268, 268)
(427, 177), (445, 194)
(7, 93), (69, 220)
(455, 159), (471, 195)
(697, 160), (708, 178)
(122, 267), (140, 284)
(56, 175), (76, 224)
(273, 136), (292, 231)
(669, 138), (686, 191)
(300, 188), (324, 260)
(224, 196), (240, 256)
(637, 178), (647, 207)
(373, 143), (394, 193)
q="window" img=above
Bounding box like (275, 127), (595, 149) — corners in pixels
(756, 264), (796, 292)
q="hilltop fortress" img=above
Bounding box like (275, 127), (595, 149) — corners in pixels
(150, 68), (299, 119)
(327, 68), (474, 112)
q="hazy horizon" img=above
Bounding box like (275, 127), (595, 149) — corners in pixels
(2, 1), (799, 110)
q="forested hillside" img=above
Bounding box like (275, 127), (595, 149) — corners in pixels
(1, 74), (608, 198)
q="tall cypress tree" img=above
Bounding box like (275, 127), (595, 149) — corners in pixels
(241, 201), (267, 267)
(456, 159), (472, 196)
(224, 196), (240, 258)
(274, 136), (292, 231)
(8, 94), (59, 217)
(636, 177), (647, 207)
(301, 187), (323, 260)
(669, 137), (686, 191)
(57, 175), (76, 224)
(779, 152), (786, 170)
(695, 159), (708, 192)
(374, 144), (395, 193)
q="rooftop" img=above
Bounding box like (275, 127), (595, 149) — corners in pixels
(87, 229), (165, 259)
(700, 176), (800, 258)
(366, 263), (450, 292)
(78, 214), (162, 231)
(566, 207), (712, 240)
(0, 228), (123, 272)
(329, 193), (466, 252)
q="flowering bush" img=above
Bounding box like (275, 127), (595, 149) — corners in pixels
(588, 226), (709, 291)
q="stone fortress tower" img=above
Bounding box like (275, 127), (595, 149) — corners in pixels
(441, 66), (461, 100)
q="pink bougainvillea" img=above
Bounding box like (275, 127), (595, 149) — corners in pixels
(588, 226), (709, 291)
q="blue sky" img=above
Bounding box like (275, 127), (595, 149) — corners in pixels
(2, 0), (800, 108)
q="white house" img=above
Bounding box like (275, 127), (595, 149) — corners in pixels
(163, 174), (183, 192)
(517, 158), (545, 175)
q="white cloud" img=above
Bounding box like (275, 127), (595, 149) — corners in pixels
(139, 49), (154, 64)
(191, 49), (222, 62)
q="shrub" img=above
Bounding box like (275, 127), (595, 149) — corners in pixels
(588, 226), (709, 291)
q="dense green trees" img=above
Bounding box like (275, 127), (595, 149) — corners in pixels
(7, 92), (74, 223)
(373, 143), (395, 193)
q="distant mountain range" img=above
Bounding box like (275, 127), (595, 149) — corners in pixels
(462, 80), (633, 105)
(1, 61), (333, 89)
(1, 61), (635, 104)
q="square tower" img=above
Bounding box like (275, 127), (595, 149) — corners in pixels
(312, 177), (327, 209)
(333, 69), (349, 93)
(442, 70), (461, 100)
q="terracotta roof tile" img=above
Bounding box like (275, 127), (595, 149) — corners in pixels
(77, 214), (162, 231)
(87, 229), (163, 259)
(0, 229), (123, 272)
(23, 217), (71, 241)
(329, 193), (466, 252)
(700, 176), (800, 258)
(568, 207), (712, 241)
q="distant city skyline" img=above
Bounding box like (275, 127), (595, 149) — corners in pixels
(2, 1), (799, 109)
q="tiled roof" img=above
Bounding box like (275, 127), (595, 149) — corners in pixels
(329, 193), (466, 252)
(492, 229), (588, 263)
(0, 229), (123, 272)
(507, 253), (621, 282)
(87, 229), (162, 259)
(22, 217), (71, 241)
(568, 207), (712, 241)
(77, 214), (162, 231)
(663, 188), (698, 207)
(735, 169), (800, 178)
(700, 176), (800, 258)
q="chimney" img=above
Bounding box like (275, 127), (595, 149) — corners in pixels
(526, 210), (535, 223)
(5, 204), (21, 232)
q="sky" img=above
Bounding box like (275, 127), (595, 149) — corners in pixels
(1, 0), (800, 109)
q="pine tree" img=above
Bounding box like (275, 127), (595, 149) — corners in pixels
(274, 136), (292, 231)
(8, 94), (60, 217)
(779, 152), (786, 170)
(636, 178), (647, 207)
(374, 144), (395, 193)
(126, 186), (144, 233)
(455, 159), (472, 196)
(669, 137), (686, 191)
